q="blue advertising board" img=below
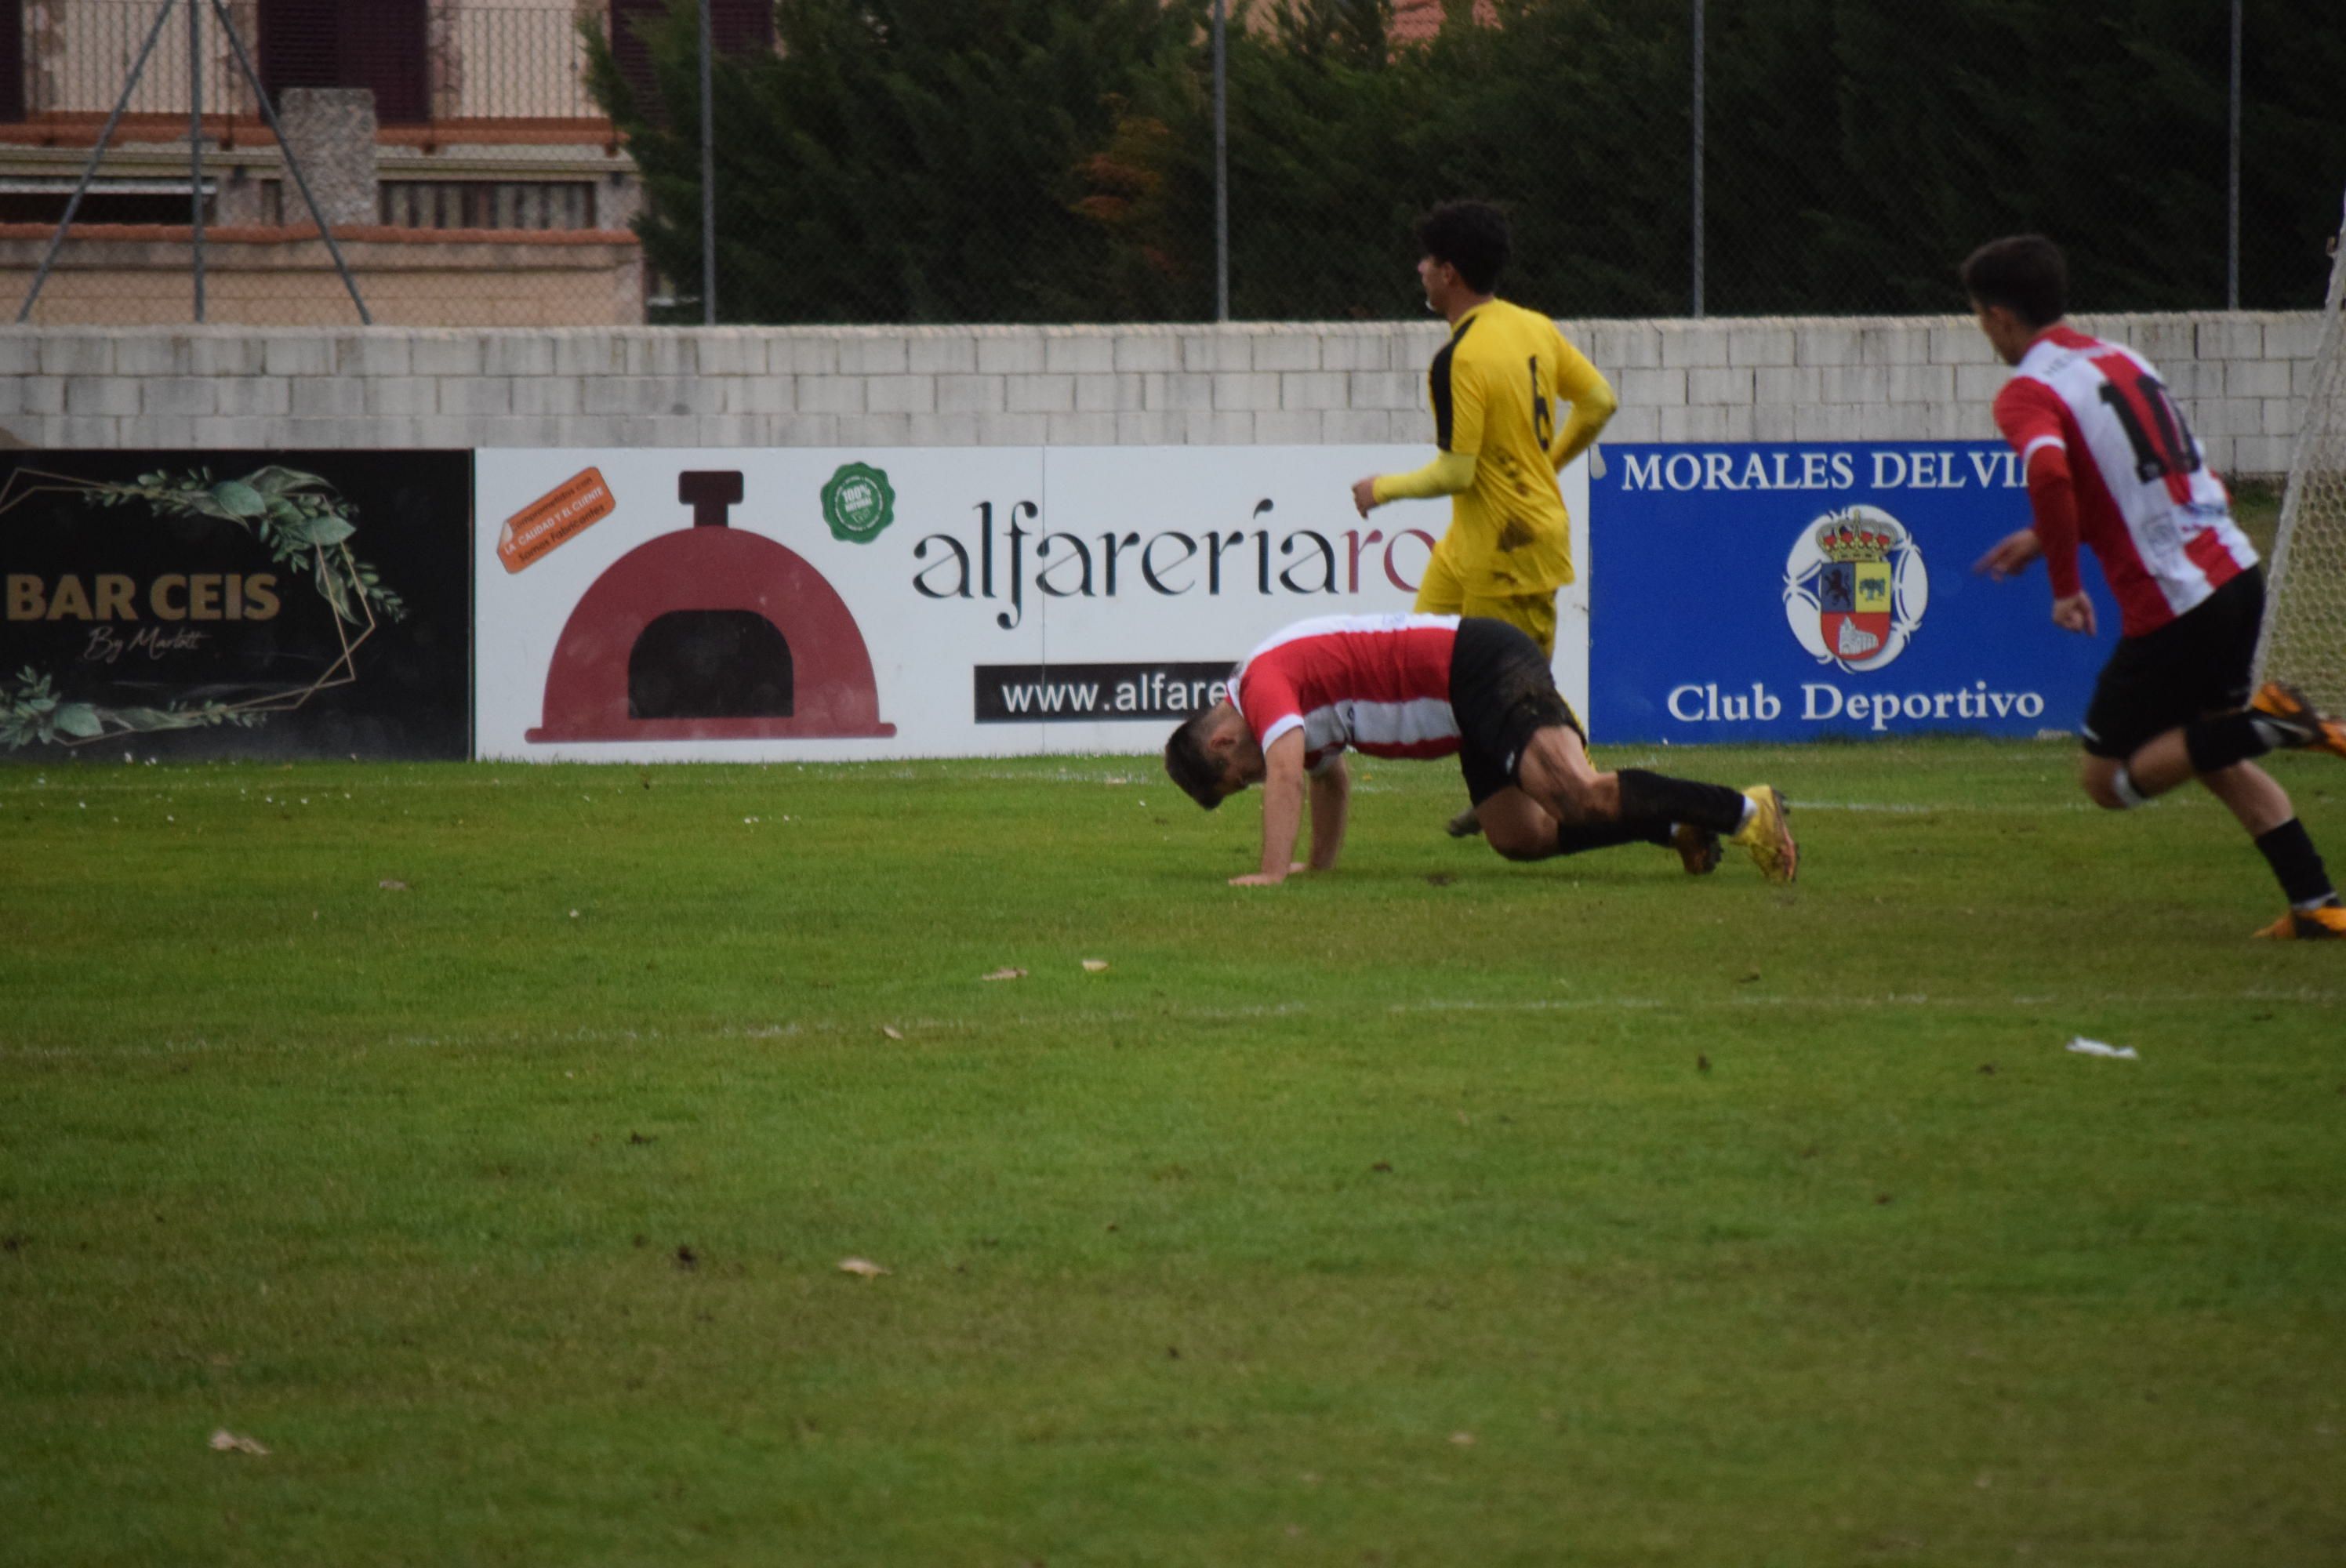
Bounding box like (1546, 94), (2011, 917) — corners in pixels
(1586, 441), (2120, 744)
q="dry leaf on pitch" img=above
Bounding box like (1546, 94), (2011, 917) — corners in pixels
(208, 1429), (270, 1456)
(837, 1257), (888, 1278)
(1080, 959), (1109, 973)
(881, 1025), (904, 1040)
(377, 879), (408, 891)
(979, 967), (1028, 982)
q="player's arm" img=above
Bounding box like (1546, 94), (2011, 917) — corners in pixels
(1547, 329), (1618, 472)
(1976, 381), (2094, 633)
(1354, 347), (1487, 516)
(1306, 756), (1350, 872)
(1355, 452), (1477, 516)
(1232, 728), (1309, 887)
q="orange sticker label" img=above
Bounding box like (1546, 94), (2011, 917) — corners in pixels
(497, 468), (615, 573)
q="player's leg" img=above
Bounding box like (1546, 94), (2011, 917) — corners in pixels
(2073, 571), (2346, 935)
(1466, 755), (1717, 869)
(1449, 619), (1790, 879)
(1506, 726), (1791, 880)
(1445, 593), (1708, 858)
(1412, 546), (1491, 838)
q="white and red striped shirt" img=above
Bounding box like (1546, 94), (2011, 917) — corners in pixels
(1993, 325), (2256, 637)
(1233, 614), (1462, 774)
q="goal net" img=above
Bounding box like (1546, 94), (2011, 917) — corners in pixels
(2254, 192), (2346, 711)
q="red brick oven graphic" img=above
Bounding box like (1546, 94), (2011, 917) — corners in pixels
(528, 470), (895, 742)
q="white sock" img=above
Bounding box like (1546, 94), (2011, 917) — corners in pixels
(2110, 768), (2150, 809)
(1735, 797), (1756, 832)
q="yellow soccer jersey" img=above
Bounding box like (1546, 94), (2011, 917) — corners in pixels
(1423, 299), (1611, 594)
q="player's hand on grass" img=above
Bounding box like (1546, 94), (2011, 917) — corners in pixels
(2050, 592), (2097, 635)
(1350, 477), (1382, 517)
(1973, 528), (2042, 579)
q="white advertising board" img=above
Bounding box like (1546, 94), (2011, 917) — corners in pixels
(474, 447), (1590, 762)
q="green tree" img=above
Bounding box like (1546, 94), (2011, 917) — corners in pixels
(588, 0), (1204, 323)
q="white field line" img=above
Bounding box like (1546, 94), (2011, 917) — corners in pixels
(4, 985), (2337, 1063)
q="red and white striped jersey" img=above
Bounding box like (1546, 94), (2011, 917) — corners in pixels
(1992, 324), (2256, 637)
(1232, 614), (1462, 774)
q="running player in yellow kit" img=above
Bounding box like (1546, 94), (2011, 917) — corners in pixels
(1350, 201), (1776, 866)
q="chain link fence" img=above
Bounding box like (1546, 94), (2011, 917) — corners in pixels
(3, 0), (637, 326)
(3, 0), (2341, 328)
(614, 0), (2344, 326)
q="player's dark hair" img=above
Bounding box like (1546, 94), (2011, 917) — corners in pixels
(1164, 712), (1226, 811)
(1418, 201), (1510, 295)
(1960, 234), (2068, 328)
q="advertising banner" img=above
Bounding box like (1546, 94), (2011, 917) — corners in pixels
(1585, 441), (2116, 743)
(474, 447), (1593, 762)
(0, 450), (472, 760)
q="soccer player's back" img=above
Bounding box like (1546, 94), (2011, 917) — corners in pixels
(1431, 296), (1595, 601)
(1964, 233), (2346, 938)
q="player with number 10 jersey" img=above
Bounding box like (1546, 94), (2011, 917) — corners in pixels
(1965, 233), (2346, 940)
(1990, 326), (2256, 638)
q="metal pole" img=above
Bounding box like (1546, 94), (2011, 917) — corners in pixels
(1213, 0), (1229, 322)
(699, 0), (717, 324)
(190, 0), (205, 321)
(2227, 0), (2242, 309)
(16, 0), (178, 321)
(1690, 0), (1705, 318)
(206, 0), (370, 323)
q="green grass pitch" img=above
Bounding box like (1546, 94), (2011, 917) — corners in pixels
(3, 736), (2344, 1565)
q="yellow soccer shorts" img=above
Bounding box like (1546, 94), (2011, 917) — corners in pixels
(1412, 541), (1559, 659)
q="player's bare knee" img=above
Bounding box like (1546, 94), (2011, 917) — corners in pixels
(1485, 820), (1550, 862)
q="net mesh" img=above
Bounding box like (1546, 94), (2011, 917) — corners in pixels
(2255, 194), (2346, 713)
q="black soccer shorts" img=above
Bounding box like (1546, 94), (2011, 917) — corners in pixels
(2080, 565), (2264, 760)
(1448, 616), (1585, 804)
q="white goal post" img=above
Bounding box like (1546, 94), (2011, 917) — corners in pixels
(2253, 188), (2346, 711)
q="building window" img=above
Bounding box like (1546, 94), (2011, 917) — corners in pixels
(0, 3), (22, 124)
(257, 0), (428, 125)
(380, 180), (599, 232)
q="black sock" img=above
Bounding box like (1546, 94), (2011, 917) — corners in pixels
(2184, 713), (2272, 774)
(1617, 769), (1746, 835)
(2253, 818), (2338, 907)
(1553, 820), (1670, 857)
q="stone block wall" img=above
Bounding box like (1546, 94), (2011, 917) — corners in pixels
(0, 311), (2321, 475)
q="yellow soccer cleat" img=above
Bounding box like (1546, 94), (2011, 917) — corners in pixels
(2252, 904), (2346, 940)
(1732, 786), (1797, 884)
(2249, 682), (2346, 760)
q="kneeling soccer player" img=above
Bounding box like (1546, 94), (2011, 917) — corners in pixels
(1162, 612), (1796, 887)
(1963, 233), (2346, 938)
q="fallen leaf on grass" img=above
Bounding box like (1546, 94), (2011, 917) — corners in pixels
(208, 1429), (270, 1456)
(377, 879), (408, 891)
(837, 1257), (888, 1278)
(881, 1025), (904, 1040)
(1080, 960), (1109, 974)
(979, 967), (1028, 982)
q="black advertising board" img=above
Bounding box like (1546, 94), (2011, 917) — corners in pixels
(0, 450), (472, 760)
